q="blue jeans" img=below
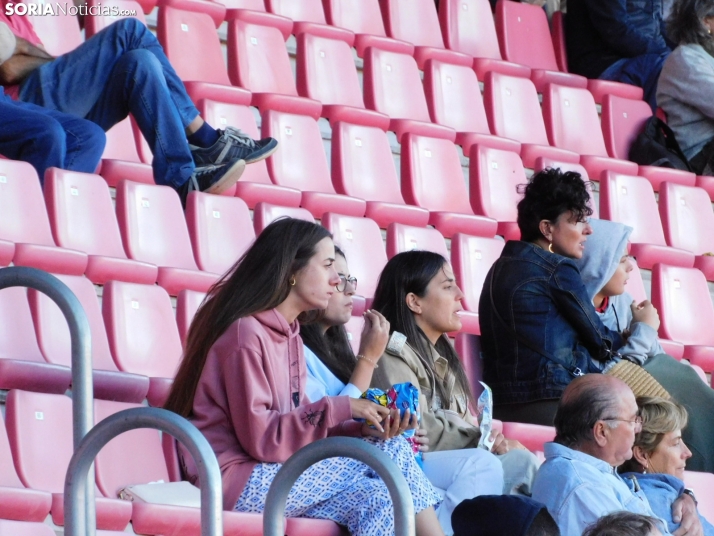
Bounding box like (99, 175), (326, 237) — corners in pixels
(599, 51), (669, 112)
(0, 93), (105, 182)
(18, 18), (198, 188)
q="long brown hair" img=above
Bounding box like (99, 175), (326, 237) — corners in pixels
(164, 218), (332, 417)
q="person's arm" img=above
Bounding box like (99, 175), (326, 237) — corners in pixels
(659, 48), (714, 121)
(672, 493), (704, 536)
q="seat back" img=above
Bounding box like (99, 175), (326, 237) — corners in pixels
(386, 223), (449, 259)
(176, 289), (207, 344)
(323, 0), (388, 36)
(423, 60), (490, 134)
(469, 145), (526, 222)
(214, 0), (265, 9)
(0, 287), (46, 365)
(401, 133), (474, 214)
(451, 234), (505, 316)
(533, 157), (598, 217)
(252, 203), (315, 234)
(381, 0), (445, 48)
(102, 281), (183, 377)
(453, 333), (484, 399)
(265, 0), (326, 22)
(101, 118), (144, 163)
(683, 471), (714, 522)
(0, 408), (25, 488)
(84, 0), (147, 38)
(651, 264), (714, 346)
(601, 95), (653, 160)
(659, 183), (714, 255)
(22, 1), (83, 56)
(0, 520), (56, 536)
(439, 0), (502, 60)
(551, 11), (568, 72)
(495, 0), (558, 71)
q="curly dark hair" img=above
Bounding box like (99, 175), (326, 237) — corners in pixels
(516, 168), (593, 243)
(667, 0), (714, 53)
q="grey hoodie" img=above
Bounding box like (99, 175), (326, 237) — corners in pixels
(575, 219), (663, 365)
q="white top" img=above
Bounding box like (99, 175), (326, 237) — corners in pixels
(0, 22), (16, 65)
(304, 344), (362, 402)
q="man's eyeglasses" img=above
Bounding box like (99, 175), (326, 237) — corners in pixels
(603, 416), (643, 427)
(336, 275), (357, 292)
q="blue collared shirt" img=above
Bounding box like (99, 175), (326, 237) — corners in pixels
(304, 345), (362, 402)
(532, 442), (671, 536)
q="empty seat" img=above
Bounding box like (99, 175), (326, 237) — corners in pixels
(84, 0), (148, 38)
(637, 166), (697, 193)
(695, 175), (714, 202)
(363, 47), (457, 142)
(386, 223), (449, 259)
(98, 118), (155, 187)
(0, 520), (56, 536)
(261, 110), (367, 217)
(253, 202), (315, 234)
(115, 180), (220, 295)
(102, 281), (183, 406)
(401, 133), (498, 238)
(599, 172), (695, 269)
(651, 264), (714, 372)
(501, 422), (556, 454)
(533, 157), (599, 217)
(453, 333), (484, 399)
(176, 289), (206, 344)
(483, 72), (579, 168)
(44, 168), (158, 285)
(265, 0), (350, 40)
(26, 4), (82, 56)
(331, 122), (430, 227)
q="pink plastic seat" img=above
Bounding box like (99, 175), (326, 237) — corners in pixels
(5, 390), (132, 529)
(438, 0), (531, 80)
(23, 1), (82, 56)
(115, 180), (220, 295)
(659, 183), (714, 281)
(401, 133), (498, 238)
(469, 145), (526, 241)
(683, 471), (714, 521)
(695, 175), (714, 202)
(176, 289), (206, 344)
(265, 0), (352, 41)
(599, 172), (695, 269)
(363, 47), (457, 142)
(84, 0), (149, 38)
(453, 333), (484, 399)
(44, 168), (158, 285)
(0, 160), (87, 275)
(102, 281), (183, 406)
(261, 110), (367, 217)
(253, 203), (315, 234)
(637, 166), (697, 192)
(0, 520), (56, 536)
(533, 157), (599, 218)
(386, 223), (449, 259)
(98, 118), (154, 187)
(651, 264), (714, 372)
(501, 422), (556, 453)
(331, 122), (430, 227)
(542, 84), (639, 179)
(296, 33), (389, 129)
(451, 234), (505, 334)
(423, 59), (521, 155)
(483, 72), (579, 168)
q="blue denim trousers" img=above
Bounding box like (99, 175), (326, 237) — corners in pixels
(18, 18), (199, 187)
(0, 92), (105, 182)
(599, 51), (669, 112)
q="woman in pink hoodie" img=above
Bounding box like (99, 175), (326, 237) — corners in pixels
(165, 218), (443, 536)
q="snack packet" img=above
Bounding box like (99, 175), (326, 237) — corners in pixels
(476, 381), (495, 451)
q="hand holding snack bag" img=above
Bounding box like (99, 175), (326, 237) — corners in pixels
(476, 381), (496, 452)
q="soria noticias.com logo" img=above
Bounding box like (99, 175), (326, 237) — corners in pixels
(4, 2), (137, 16)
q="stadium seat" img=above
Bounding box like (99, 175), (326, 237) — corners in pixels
(362, 47), (457, 142)
(185, 192), (255, 276)
(651, 264), (714, 372)
(453, 333), (484, 401)
(0, 520), (60, 536)
(261, 110), (367, 217)
(637, 166), (697, 192)
(115, 180), (220, 295)
(450, 234), (505, 334)
(599, 172), (695, 269)
(437, 0), (531, 80)
(176, 289), (206, 344)
(385, 223), (449, 259)
(469, 145), (526, 241)
(400, 133), (498, 238)
(265, 0), (352, 41)
(423, 59), (521, 155)
(695, 175), (714, 202)
(296, 33), (390, 129)
(483, 72), (579, 168)
(380, 0), (472, 69)
(659, 182), (714, 281)
(542, 84), (639, 179)
(683, 471), (714, 521)
(24, 1), (82, 56)
(4, 390), (132, 529)
(501, 422), (556, 453)
(84, 0), (149, 38)
(97, 118), (154, 187)
(252, 202), (315, 234)
(533, 157), (599, 217)
(43, 168), (158, 285)
(331, 122), (430, 227)
(28, 274), (150, 403)
(102, 281), (183, 406)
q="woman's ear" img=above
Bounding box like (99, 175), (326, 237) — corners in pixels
(632, 445), (649, 469)
(405, 292), (422, 315)
(538, 219), (553, 242)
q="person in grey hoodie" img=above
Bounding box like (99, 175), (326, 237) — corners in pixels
(576, 218), (714, 472)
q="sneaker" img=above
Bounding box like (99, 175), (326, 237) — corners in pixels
(177, 156), (246, 207)
(190, 126), (278, 167)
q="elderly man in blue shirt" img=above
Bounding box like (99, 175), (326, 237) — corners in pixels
(532, 374), (702, 536)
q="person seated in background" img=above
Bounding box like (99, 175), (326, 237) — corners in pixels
(0, 21), (105, 180)
(0, 10), (277, 203)
(657, 0), (714, 175)
(582, 512), (665, 536)
(619, 397), (714, 535)
(451, 495), (561, 536)
(531, 374), (701, 536)
(565, 0), (672, 110)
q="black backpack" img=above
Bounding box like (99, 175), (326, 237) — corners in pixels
(628, 116), (693, 172)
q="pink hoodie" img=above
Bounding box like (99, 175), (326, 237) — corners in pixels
(185, 309), (360, 510)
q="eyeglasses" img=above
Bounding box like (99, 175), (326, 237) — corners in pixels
(603, 416), (643, 427)
(336, 275), (357, 292)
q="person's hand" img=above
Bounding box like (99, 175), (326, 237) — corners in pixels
(489, 432), (528, 455)
(350, 398), (390, 432)
(361, 408), (417, 440)
(672, 493), (703, 536)
(631, 300), (660, 331)
(357, 310), (390, 364)
(413, 428), (430, 453)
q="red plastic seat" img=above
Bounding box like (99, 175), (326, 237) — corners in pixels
(483, 72), (579, 168)
(0, 161), (88, 274)
(98, 118), (154, 187)
(683, 471), (714, 521)
(542, 84), (639, 179)
(386, 223), (449, 259)
(84, 0), (149, 38)
(651, 264), (714, 372)
(331, 122), (430, 227)
(28, 274), (150, 403)
(450, 234), (505, 334)
(176, 289), (206, 344)
(261, 110), (367, 217)
(469, 145), (526, 241)
(24, 2), (82, 56)
(423, 59), (521, 155)
(253, 202), (315, 234)
(44, 168), (158, 285)
(400, 133), (498, 238)
(296, 33), (389, 129)
(453, 333), (484, 400)
(533, 157), (599, 217)
(4, 390), (132, 529)
(501, 422), (556, 453)
(102, 281), (183, 406)
(599, 172), (695, 269)
(438, 0), (531, 80)
(115, 180), (220, 295)
(363, 47), (457, 142)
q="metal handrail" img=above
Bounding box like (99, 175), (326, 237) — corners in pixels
(263, 437), (416, 536)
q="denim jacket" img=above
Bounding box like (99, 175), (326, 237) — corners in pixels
(478, 241), (624, 405)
